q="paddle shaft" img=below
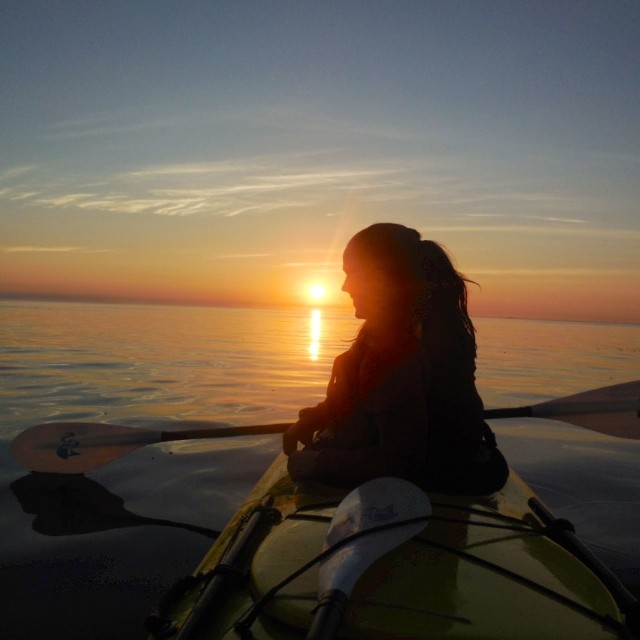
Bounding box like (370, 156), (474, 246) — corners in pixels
(164, 379), (640, 440)
(306, 590), (348, 640)
(167, 379), (640, 439)
(159, 422), (292, 442)
(483, 406), (531, 419)
(164, 409), (530, 440)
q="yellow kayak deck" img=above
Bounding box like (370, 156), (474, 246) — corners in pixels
(149, 453), (632, 639)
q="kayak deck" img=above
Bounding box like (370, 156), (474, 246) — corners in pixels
(149, 453), (632, 639)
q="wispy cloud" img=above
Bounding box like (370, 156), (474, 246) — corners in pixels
(213, 253), (274, 259)
(471, 267), (639, 277)
(146, 168), (396, 195)
(463, 213), (508, 218)
(424, 224), (640, 240)
(0, 186), (41, 201)
(224, 201), (312, 217)
(0, 153), (629, 234)
(8, 191), (40, 201)
(280, 261), (343, 271)
(14, 160), (400, 218)
(2, 246), (113, 254)
(46, 112), (189, 140)
(0, 165), (38, 182)
(126, 161), (259, 177)
(465, 213), (586, 224)
(522, 215), (587, 224)
(35, 194), (98, 207)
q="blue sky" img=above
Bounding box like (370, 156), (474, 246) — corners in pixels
(1, 1), (639, 321)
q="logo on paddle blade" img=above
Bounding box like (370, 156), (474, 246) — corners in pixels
(363, 504), (398, 525)
(57, 432), (80, 460)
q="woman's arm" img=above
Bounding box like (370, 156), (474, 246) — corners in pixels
(282, 402), (332, 455)
(289, 396), (428, 487)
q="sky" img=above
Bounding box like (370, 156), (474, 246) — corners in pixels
(1, 1), (639, 323)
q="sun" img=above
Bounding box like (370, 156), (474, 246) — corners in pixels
(308, 283), (326, 302)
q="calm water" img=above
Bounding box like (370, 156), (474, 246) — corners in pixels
(1, 301), (639, 639)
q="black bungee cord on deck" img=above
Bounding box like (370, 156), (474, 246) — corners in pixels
(231, 505), (541, 637)
(231, 505), (638, 640)
(231, 513), (432, 638)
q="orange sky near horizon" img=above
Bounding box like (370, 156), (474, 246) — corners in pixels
(2, 230), (639, 325)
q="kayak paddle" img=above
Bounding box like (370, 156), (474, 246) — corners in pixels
(306, 477), (431, 640)
(11, 421), (291, 474)
(10, 379), (639, 473)
(483, 379), (639, 439)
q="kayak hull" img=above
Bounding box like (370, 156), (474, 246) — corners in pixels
(150, 452), (629, 639)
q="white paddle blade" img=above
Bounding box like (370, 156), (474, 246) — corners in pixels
(532, 380), (640, 439)
(11, 422), (161, 473)
(319, 477), (431, 598)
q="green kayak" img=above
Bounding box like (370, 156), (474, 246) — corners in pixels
(146, 450), (638, 639)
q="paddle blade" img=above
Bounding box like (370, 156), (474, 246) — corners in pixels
(307, 478), (431, 639)
(11, 422), (161, 473)
(320, 477), (431, 596)
(531, 380), (640, 439)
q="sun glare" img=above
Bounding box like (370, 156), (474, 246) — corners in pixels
(309, 283), (326, 301)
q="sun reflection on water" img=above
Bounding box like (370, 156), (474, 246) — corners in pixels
(309, 309), (322, 361)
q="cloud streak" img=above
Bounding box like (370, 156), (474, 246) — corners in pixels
(213, 253), (274, 259)
(12, 160), (401, 218)
(424, 224), (640, 240)
(45, 111), (192, 140)
(0, 165), (38, 182)
(2, 155), (636, 251)
(470, 266), (639, 277)
(2, 246), (113, 254)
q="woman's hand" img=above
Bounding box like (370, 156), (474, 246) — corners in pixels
(283, 405), (327, 455)
(282, 418), (314, 455)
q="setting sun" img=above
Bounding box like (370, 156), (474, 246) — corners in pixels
(309, 283), (326, 301)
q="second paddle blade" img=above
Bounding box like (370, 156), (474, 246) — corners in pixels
(11, 422), (162, 473)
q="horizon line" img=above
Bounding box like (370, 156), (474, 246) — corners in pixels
(1, 292), (637, 327)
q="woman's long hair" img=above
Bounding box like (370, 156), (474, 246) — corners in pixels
(345, 223), (477, 358)
(419, 238), (478, 360)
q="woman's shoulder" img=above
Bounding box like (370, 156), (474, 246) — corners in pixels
(362, 328), (421, 361)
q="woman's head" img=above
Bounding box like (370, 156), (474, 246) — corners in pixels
(342, 223), (476, 345)
(342, 224), (420, 320)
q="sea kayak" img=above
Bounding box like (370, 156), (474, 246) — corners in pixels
(146, 451), (638, 639)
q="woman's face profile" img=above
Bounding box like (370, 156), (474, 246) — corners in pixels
(342, 250), (395, 320)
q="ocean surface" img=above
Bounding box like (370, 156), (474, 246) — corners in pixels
(1, 300), (639, 639)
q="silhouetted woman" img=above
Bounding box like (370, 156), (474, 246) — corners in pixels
(283, 223), (508, 495)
